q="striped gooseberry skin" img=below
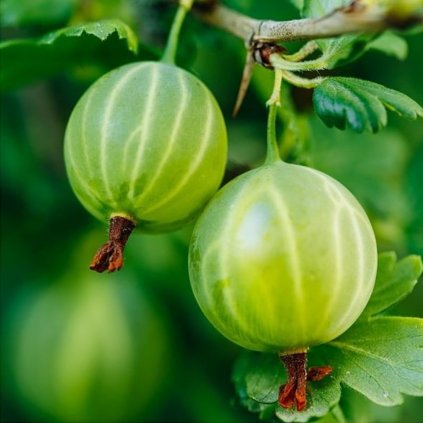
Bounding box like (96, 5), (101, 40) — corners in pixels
(64, 61), (227, 232)
(189, 161), (377, 353)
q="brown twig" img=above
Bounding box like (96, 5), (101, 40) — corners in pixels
(194, 1), (422, 44)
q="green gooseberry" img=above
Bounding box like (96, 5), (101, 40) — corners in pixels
(189, 158), (377, 410)
(189, 161), (377, 351)
(64, 61), (227, 271)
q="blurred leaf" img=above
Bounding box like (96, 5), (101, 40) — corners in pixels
(310, 123), (409, 218)
(0, 0), (74, 27)
(366, 31), (409, 60)
(288, 0), (304, 10)
(233, 253), (423, 421)
(313, 77), (423, 132)
(406, 143), (423, 255)
(0, 19), (141, 91)
(310, 122), (414, 250)
(314, 406), (346, 423)
(360, 252), (423, 318)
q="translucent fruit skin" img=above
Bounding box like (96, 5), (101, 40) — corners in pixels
(189, 161), (377, 353)
(64, 61), (227, 232)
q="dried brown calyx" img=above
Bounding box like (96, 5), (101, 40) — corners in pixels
(90, 215), (136, 273)
(278, 351), (332, 411)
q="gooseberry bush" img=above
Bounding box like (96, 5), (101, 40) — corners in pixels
(1, 0), (423, 422)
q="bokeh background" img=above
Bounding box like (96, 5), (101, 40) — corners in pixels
(1, 0), (422, 422)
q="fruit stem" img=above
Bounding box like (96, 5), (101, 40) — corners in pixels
(265, 68), (283, 164)
(278, 351), (332, 411)
(90, 216), (136, 273)
(162, 0), (195, 64)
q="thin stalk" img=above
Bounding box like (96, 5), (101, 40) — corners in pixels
(265, 68), (283, 164)
(281, 70), (326, 89)
(282, 41), (319, 62)
(265, 103), (280, 164)
(270, 53), (328, 72)
(162, 0), (195, 64)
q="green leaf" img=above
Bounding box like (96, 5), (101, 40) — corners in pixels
(313, 77), (423, 132)
(41, 19), (138, 51)
(302, 0), (364, 68)
(244, 353), (285, 403)
(0, 19), (143, 91)
(288, 0), (304, 10)
(361, 252), (423, 319)
(366, 31), (409, 60)
(322, 316), (423, 405)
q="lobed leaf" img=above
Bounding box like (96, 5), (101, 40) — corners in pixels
(0, 19), (143, 91)
(323, 316), (423, 405)
(360, 252), (423, 318)
(313, 77), (423, 132)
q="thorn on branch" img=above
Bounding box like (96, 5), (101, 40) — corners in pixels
(233, 41), (285, 116)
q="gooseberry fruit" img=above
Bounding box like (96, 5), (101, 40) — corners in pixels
(64, 61), (227, 272)
(189, 160), (377, 410)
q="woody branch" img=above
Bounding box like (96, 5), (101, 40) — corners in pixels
(194, 0), (422, 44)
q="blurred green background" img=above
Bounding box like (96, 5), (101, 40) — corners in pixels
(1, 1), (422, 422)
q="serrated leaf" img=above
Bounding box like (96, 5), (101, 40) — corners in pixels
(313, 77), (423, 132)
(323, 317), (423, 405)
(0, 19), (143, 91)
(41, 19), (138, 51)
(361, 252), (423, 319)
